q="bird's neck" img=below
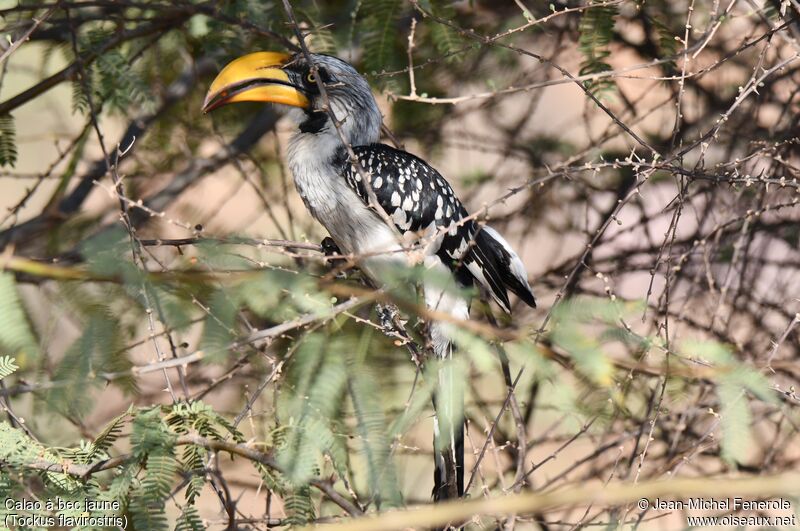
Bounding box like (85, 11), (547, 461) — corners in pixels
(286, 127), (345, 176)
(287, 113), (378, 170)
(288, 99), (381, 154)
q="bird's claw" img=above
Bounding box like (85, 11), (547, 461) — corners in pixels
(321, 237), (347, 277)
(376, 304), (398, 330)
(321, 236), (341, 257)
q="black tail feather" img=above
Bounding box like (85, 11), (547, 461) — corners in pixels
(471, 228), (536, 311)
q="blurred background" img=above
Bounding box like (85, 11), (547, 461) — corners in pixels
(0, 0), (799, 529)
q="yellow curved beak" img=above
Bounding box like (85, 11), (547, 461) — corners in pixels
(202, 52), (310, 113)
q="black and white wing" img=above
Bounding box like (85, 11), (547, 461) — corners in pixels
(337, 143), (535, 312)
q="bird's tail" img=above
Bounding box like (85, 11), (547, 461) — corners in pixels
(468, 226), (536, 312)
(374, 256), (467, 503)
(424, 285), (467, 503)
(432, 372), (464, 502)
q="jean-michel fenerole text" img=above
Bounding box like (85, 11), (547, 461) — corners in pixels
(651, 498), (792, 512)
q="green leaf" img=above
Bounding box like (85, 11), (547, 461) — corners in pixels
(130, 494), (169, 531)
(95, 49), (149, 114)
(0, 272), (38, 365)
(0, 114), (17, 167)
(388, 367), (437, 437)
(718, 379), (749, 464)
(577, 1), (619, 96)
(284, 485), (315, 526)
(199, 288), (238, 360)
(683, 339), (733, 364)
(48, 310), (134, 416)
(448, 328), (495, 371)
(142, 452), (179, 503)
(77, 410), (129, 464)
(102, 465), (137, 510)
(505, 340), (555, 379)
(0, 356), (18, 381)
(728, 367), (775, 403)
(299, 8), (338, 55)
(651, 15), (678, 74)
(277, 334), (349, 484)
(542, 378), (583, 429)
(175, 505), (204, 531)
(131, 407), (176, 458)
(681, 340), (776, 464)
(0, 422), (77, 491)
(421, 0), (462, 62)
(346, 342), (402, 508)
(551, 299), (616, 387)
(180, 444), (206, 504)
(361, 0), (403, 84)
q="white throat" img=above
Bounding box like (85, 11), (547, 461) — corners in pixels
(283, 95), (385, 253)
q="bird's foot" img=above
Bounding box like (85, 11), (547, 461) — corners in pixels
(376, 303), (399, 330)
(321, 237), (347, 276)
(377, 303), (422, 367)
(321, 236), (341, 257)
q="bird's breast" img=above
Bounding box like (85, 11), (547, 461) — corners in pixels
(289, 160), (388, 256)
(286, 132), (405, 270)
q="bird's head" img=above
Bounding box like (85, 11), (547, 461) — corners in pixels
(203, 52), (381, 145)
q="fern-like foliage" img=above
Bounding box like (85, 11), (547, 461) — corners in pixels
(0, 114), (17, 167)
(0, 356), (18, 381)
(346, 348), (402, 508)
(74, 410), (129, 464)
(198, 262), (332, 360)
(181, 443), (207, 505)
(0, 272), (38, 365)
(284, 485), (316, 526)
(546, 297), (777, 463)
(131, 407), (178, 458)
(578, 1), (619, 96)
(129, 493), (170, 531)
(420, 0), (462, 62)
(95, 47), (149, 113)
(71, 77), (92, 115)
(48, 310), (134, 416)
(0, 403), (256, 528)
(270, 331), (401, 522)
(651, 16), (678, 75)
(0, 471), (17, 521)
(164, 400), (245, 504)
(102, 465), (137, 511)
(682, 340), (775, 464)
(360, 0), (404, 87)
(298, 8), (338, 55)
(0, 422), (79, 493)
(142, 452), (180, 503)
(198, 0), (282, 60)
(73, 28), (148, 115)
(199, 288), (239, 360)
(252, 456), (314, 523)
(550, 297), (625, 388)
(128, 408), (179, 531)
(277, 334), (349, 485)
(175, 505), (204, 531)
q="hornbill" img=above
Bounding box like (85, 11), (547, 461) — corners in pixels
(203, 51), (536, 501)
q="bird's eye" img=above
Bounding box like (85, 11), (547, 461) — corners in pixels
(306, 72), (316, 84)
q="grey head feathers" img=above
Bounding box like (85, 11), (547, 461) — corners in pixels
(282, 53), (382, 147)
